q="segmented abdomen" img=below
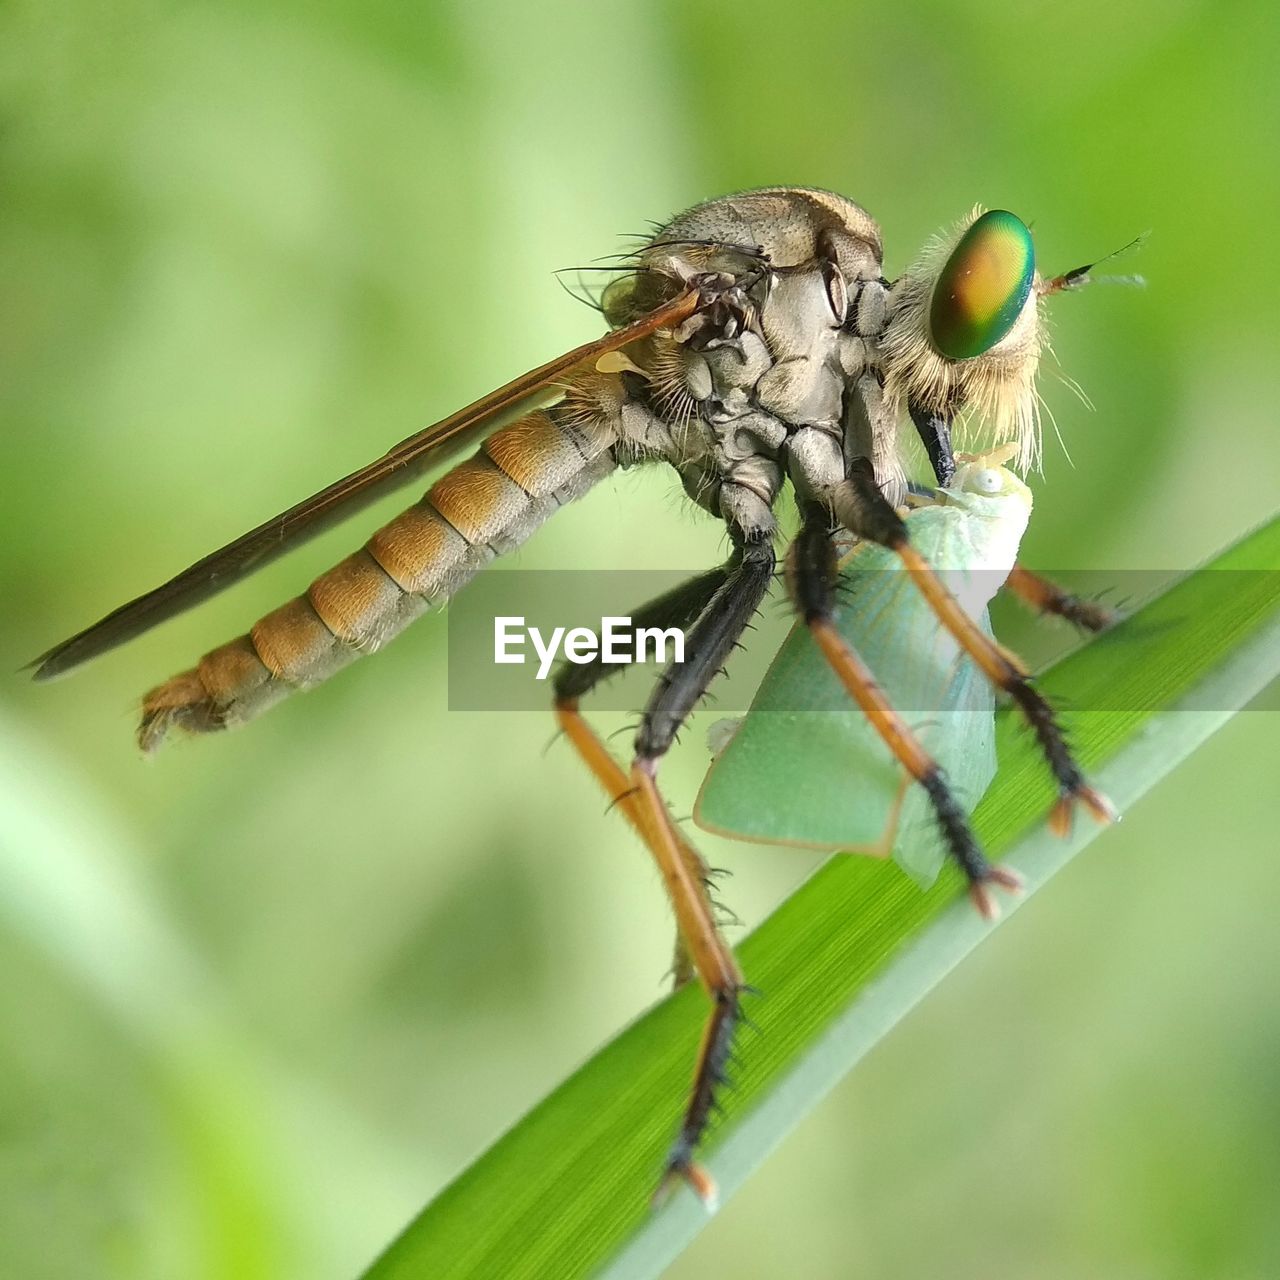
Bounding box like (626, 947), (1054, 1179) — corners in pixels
(139, 396), (619, 750)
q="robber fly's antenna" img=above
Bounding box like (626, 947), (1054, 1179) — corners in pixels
(1039, 231), (1150, 294)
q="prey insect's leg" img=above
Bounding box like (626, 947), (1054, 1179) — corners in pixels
(832, 460), (1115, 834)
(788, 504), (1021, 918)
(1006, 564), (1117, 633)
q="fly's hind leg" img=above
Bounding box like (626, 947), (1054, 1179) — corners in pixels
(833, 460), (1116, 836)
(1006, 564), (1117, 633)
(789, 502), (1022, 918)
(553, 565), (729, 993)
(552, 541), (775, 1210)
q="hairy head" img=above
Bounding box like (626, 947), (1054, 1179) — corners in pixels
(881, 208), (1045, 472)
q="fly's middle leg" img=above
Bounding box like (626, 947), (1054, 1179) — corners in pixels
(788, 502), (1022, 919)
(630, 540), (774, 1207)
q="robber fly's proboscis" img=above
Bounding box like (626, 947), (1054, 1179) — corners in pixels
(34, 188), (1125, 1209)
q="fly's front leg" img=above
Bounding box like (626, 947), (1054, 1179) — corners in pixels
(552, 553), (773, 1208)
(788, 503), (1021, 918)
(909, 404), (956, 487)
(1006, 564), (1117, 633)
(832, 459), (1116, 834)
(907, 405), (1114, 635)
(903, 406), (1114, 633)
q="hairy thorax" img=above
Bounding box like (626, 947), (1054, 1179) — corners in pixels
(605, 188), (899, 530)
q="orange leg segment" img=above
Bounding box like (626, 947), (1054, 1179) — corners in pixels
(896, 542), (1117, 836)
(555, 699), (742, 1210)
(1006, 564), (1117, 633)
(808, 618), (1023, 919)
(554, 701), (738, 998)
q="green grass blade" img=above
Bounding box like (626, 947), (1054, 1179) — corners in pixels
(362, 514), (1280, 1280)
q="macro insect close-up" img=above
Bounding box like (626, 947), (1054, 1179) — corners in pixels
(4, 6), (1278, 1280)
(33, 186), (1125, 1207)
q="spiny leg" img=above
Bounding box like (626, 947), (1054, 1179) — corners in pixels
(631, 540), (774, 1203)
(554, 695), (735, 1049)
(788, 502), (1021, 919)
(832, 459), (1115, 835)
(553, 552), (774, 1207)
(555, 697), (735, 1205)
(1006, 564), (1117, 633)
(554, 566), (729, 992)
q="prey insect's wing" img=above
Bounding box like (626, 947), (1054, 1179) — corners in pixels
(697, 543), (910, 856)
(695, 505), (1001, 885)
(32, 288), (705, 680)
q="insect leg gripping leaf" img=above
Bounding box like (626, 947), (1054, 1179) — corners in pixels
(697, 450), (1034, 886)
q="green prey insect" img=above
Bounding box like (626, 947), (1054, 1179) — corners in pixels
(697, 445), (1036, 905)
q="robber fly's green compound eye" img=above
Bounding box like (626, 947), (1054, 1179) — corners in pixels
(929, 210), (1035, 360)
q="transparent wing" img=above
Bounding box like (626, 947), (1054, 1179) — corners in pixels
(33, 288), (704, 679)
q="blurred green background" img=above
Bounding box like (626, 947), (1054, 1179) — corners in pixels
(2, 2), (1278, 1277)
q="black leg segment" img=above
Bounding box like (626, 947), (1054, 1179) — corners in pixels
(636, 539), (776, 761)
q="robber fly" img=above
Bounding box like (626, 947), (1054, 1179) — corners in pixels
(34, 187), (1121, 1209)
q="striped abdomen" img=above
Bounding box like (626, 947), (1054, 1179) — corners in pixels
(138, 385), (622, 750)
